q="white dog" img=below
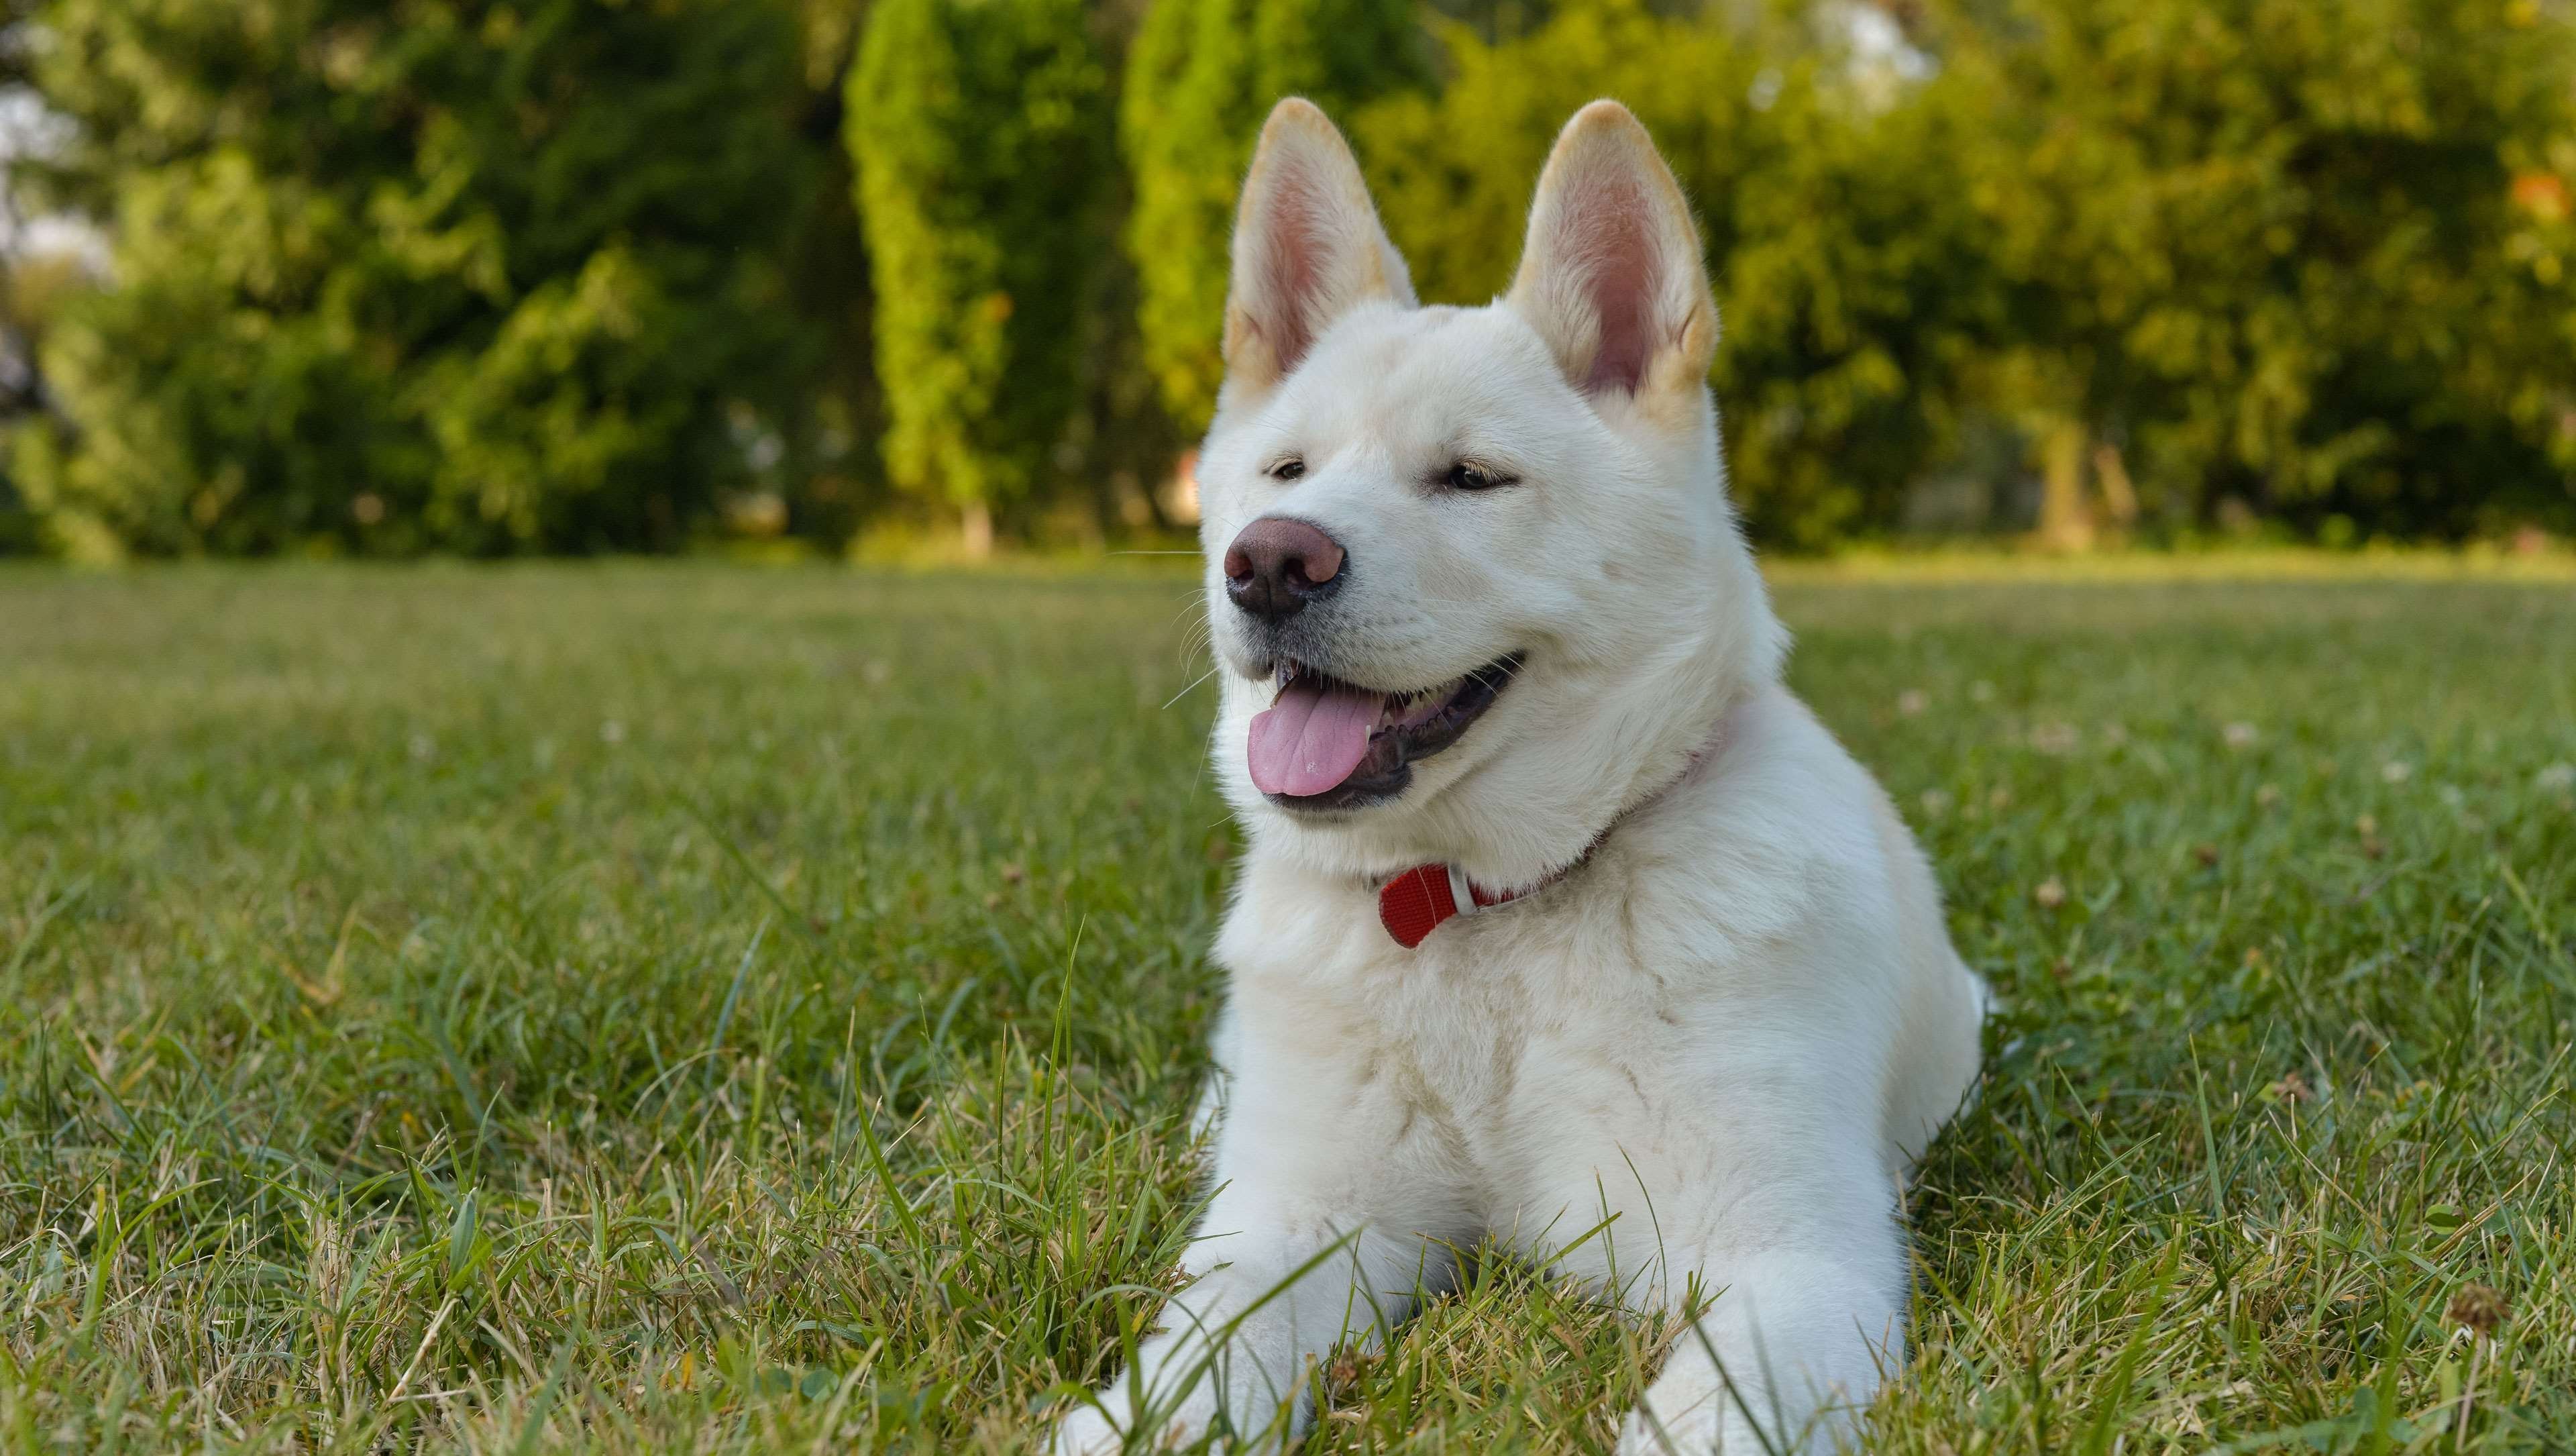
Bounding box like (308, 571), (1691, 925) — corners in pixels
(1058, 97), (1984, 1455)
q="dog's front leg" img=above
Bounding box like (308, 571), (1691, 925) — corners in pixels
(1613, 1174), (1908, 1456)
(1055, 1182), (1433, 1454)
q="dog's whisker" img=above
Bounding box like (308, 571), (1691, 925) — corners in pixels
(1161, 663), (1222, 711)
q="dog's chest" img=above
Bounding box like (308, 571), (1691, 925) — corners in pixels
(1225, 890), (1690, 1205)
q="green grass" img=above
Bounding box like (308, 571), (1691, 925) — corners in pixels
(3, 563), (2571, 1453)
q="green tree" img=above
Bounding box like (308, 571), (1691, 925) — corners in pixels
(1120, 0), (1424, 433)
(849, 0), (1113, 551)
(1713, 52), (2005, 547)
(13, 0), (826, 558)
(776, 0), (889, 549)
(0, 251), (89, 555)
(1935, 0), (2576, 539)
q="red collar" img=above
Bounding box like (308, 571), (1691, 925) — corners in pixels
(1377, 862), (1535, 948)
(1375, 715), (1733, 949)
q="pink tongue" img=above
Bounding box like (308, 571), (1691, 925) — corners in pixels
(1248, 678), (1381, 796)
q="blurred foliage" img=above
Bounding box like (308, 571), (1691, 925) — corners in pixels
(1122, 0), (1425, 431)
(850, 0), (1114, 549)
(1363, 0), (2576, 547)
(773, 0), (885, 550)
(1, 0), (2573, 556)
(1943, 0), (2576, 542)
(0, 248), (85, 552)
(9, 0), (832, 557)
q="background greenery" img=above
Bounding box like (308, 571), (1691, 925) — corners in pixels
(1, 0), (2573, 559)
(1, 561), (2571, 1448)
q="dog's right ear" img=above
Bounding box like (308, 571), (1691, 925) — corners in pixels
(1222, 99), (1416, 396)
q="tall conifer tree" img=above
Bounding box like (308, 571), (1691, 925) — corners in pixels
(1119, 0), (1424, 433)
(849, 0), (1113, 552)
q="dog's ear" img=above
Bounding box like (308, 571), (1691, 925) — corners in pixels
(1507, 101), (1716, 401)
(1223, 98), (1415, 395)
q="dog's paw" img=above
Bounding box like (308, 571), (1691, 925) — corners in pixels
(1051, 1392), (1226, 1454)
(1051, 1402), (1128, 1455)
(1620, 1393), (1833, 1456)
(1616, 1402), (1725, 1456)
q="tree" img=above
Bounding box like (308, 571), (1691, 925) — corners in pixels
(1933, 0), (2576, 539)
(773, 0), (889, 550)
(13, 0), (826, 558)
(849, 0), (1114, 553)
(1120, 0), (1424, 434)
(0, 250), (87, 555)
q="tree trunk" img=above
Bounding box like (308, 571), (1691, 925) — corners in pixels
(2092, 441), (2139, 531)
(2035, 421), (2094, 552)
(961, 500), (994, 558)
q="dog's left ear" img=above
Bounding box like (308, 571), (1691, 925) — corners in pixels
(1507, 101), (1716, 402)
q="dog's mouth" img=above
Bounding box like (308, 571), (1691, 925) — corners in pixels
(1247, 654), (1522, 810)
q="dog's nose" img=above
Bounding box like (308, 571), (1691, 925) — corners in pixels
(1225, 517), (1346, 621)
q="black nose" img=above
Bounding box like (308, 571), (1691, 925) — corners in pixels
(1224, 517), (1346, 622)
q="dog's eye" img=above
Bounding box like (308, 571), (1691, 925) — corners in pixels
(1446, 461), (1506, 490)
(1268, 458), (1305, 482)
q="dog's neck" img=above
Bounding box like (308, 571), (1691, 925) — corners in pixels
(1398, 686), (1746, 889)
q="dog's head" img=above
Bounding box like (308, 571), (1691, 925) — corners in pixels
(1199, 99), (1784, 886)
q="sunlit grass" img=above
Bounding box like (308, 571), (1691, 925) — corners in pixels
(2, 563), (2570, 1451)
(1766, 543), (2576, 584)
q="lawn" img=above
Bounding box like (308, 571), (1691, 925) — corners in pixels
(2, 563), (2571, 1453)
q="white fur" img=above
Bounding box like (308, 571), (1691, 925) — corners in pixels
(1057, 99), (1984, 1455)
